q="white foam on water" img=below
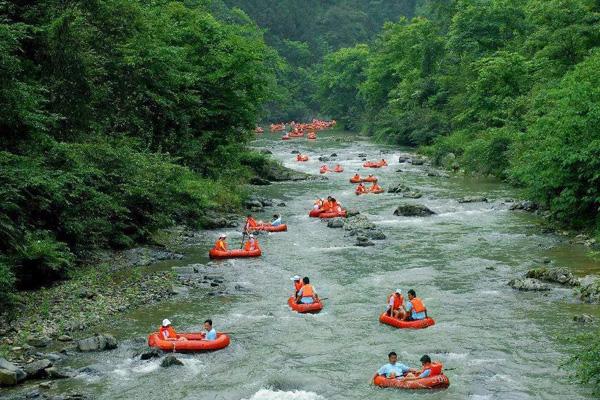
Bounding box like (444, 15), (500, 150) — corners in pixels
(242, 389), (326, 400)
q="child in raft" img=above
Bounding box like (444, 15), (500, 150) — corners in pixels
(159, 319), (186, 341)
(295, 277), (319, 304)
(244, 234), (260, 251)
(400, 355), (436, 380)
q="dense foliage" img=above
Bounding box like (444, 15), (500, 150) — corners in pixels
(0, 0), (275, 307)
(316, 0), (600, 232)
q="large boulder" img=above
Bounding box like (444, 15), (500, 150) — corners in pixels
(326, 218), (344, 229)
(343, 215), (376, 231)
(526, 267), (578, 286)
(458, 196), (488, 203)
(199, 211), (238, 229)
(77, 334), (118, 352)
(161, 355), (183, 368)
(46, 367), (76, 380)
(0, 358), (27, 386)
(393, 204), (435, 217)
(27, 335), (51, 348)
(23, 359), (52, 379)
(578, 276), (600, 303)
(508, 278), (550, 291)
(510, 200), (538, 212)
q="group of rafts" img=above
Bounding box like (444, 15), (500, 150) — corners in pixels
(254, 119), (336, 141)
(148, 149), (449, 390)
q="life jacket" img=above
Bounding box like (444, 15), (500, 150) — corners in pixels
(330, 200), (338, 210)
(244, 239), (259, 251)
(410, 297), (426, 313)
(371, 184), (381, 191)
(420, 363), (443, 377)
(357, 184), (366, 192)
(353, 174), (360, 180)
(387, 293), (404, 310)
(322, 200), (331, 210)
(294, 281), (303, 292)
(246, 217), (258, 228)
(215, 240), (227, 251)
(296, 154), (301, 160)
(160, 326), (177, 340)
(302, 284), (314, 297)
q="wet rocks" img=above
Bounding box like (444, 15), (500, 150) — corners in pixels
(393, 204), (435, 217)
(249, 177), (271, 186)
(260, 149), (273, 155)
(27, 336), (51, 348)
(426, 169), (449, 178)
(577, 276), (600, 303)
(244, 199), (264, 210)
(326, 218), (344, 229)
(0, 358), (27, 386)
(76, 334), (117, 352)
(291, 150), (300, 154)
(388, 183), (423, 199)
(358, 153), (367, 158)
(260, 159), (314, 181)
(410, 157), (426, 165)
(330, 153), (338, 157)
(46, 367), (75, 380)
(23, 359), (52, 379)
(525, 267), (578, 286)
(140, 349), (162, 360)
(355, 237), (375, 247)
(121, 248), (184, 268)
(398, 154), (410, 163)
(346, 208), (360, 217)
(573, 314), (594, 324)
(199, 210), (239, 229)
(509, 200), (538, 212)
(318, 156), (329, 162)
(161, 355), (183, 368)
(342, 215), (386, 240)
(508, 278), (550, 291)
(458, 196), (488, 203)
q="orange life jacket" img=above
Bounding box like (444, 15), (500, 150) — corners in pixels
(387, 293), (404, 310)
(353, 174), (360, 180)
(420, 363), (443, 377)
(294, 281), (303, 292)
(246, 217), (258, 228)
(215, 240), (227, 251)
(410, 297), (426, 313)
(160, 326), (177, 340)
(301, 284), (314, 297)
(322, 200), (331, 210)
(244, 239), (259, 251)
(357, 184), (366, 192)
(371, 184), (382, 191)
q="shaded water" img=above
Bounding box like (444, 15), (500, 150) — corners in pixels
(18, 131), (600, 399)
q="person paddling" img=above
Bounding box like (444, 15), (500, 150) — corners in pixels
(386, 289), (405, 319)
(159, 319), (186, 341)
(213, 234), (228, 251)
(376, 352), (416, 379)
(296, 277), (319, 304)
(204, 319), (217, 341)
(291, 275), (303, 297)
(403, 289), (427, 321)
(244, 234), (260, 251)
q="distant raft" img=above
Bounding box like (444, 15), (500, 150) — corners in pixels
(209, 248), (262, 259)
(288, 296), (323, 314)
(147, 332), (230, 352)
(248, 224), (287, 232)
(378, 313), (435, 329)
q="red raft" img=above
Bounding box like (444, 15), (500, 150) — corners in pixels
(147, 332), (230, 352)
(209, 248), (262, 259)
(249, 224), (287, 233)
(364, 160), (388, 168)
(350, 176), (362, 183)
(319, 210), (347, 218)
(333, 166), (344, 173)
(288, 297), (323, 314)
(296, 155), (309, 162)
(319, 165), (329, 174)
(373, 371), (449, 390)
(379, 313), (435, 329)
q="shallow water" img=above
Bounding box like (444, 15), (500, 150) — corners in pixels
(14, 131), (600, 400)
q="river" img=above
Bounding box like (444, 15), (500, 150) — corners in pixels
(23, 130), (600, 399)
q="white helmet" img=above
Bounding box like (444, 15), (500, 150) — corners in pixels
(162, 319), (171, 327)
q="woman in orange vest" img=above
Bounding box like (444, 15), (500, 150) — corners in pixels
(386, 289), (405, 319)
(403, 289), (427, 321)
(296, 277), (319, 304)
(245, 214), (258, 231)
(159, 319), (186, 341)
(244, 234), (260, 251)
(213, 234), (227, 251)
(291, 275), (303, 297)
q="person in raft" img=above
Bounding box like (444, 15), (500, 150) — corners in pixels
(356, 183), (367, 194)
(352, 173), (361, 181)
(214, 234), (228, 251)
(376, 351), (418, 379)
(296, 277), (319, 304)
(313, 198), (324, 210)
(401, 355), (436, 380)
(366, 174), (376, 181)
(271, 214), (282, 226)
(403, 289), (427, 321)
(244, 214), (258, 231)
(203, 319), (217, 341)
(386, 289), (405, 318)
(369, 182), (383, 192)
(380, 159), (388, 166)
(244, 234), (260, 251)
(291, 275), (303, 296)
(159, 319), (186, 341)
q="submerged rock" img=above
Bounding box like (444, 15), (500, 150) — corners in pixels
(393, 204), (435, 217)
(458, 196), (488, 203)
(526, 267), (578, 286)
(327, 218), (344, 229)
(508, 278), (550, 291)
(140, 349), (162, 360)
(346, 208), (360, 217)
(509, 201), (538, 212)
(161, 355), (183, 368)
(355, 237), (375, 247)
(573, 314), (594, 324)
(343, 215), (376, 231)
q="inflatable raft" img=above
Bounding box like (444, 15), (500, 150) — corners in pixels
(364, 161), (387, 168)
(209, 248), (262, 259)
(319, 210), (347, 218)
(249, 224), (287, 232)
(373, 373), (449, 390)
(147, 332), (230, 352)
(363, 176), (378, 182)
(350, 176), (362, 183)
(320, 166), (329, 174)
(281, 135), (290, 140)
(379, 313), (435, 329)
(307, 134), (317, 140)
(288, 297), (323, 314)
(309, 209), (323, 217)
(370, 188), (385, 194)
(296, 155), (309, 162)
(333, 166), (344, 173)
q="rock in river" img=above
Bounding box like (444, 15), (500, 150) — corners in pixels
(526, 267), (578, 286)
(161, 355), (184, 368)
(77, 334), (118, 352)
(0, 358), (27, 386)
(458, 196), (488, 203)
(508, 278), (550, 291)
(393, 204), (435, 217)
(24, 359), (52, 378)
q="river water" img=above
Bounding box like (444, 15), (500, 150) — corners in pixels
(19, 131), (600, 399)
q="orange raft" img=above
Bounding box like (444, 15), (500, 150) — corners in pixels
(296, 155), (309, 162)
(379, 313), (435, 329)
(288, 296), (323, 314)
(373, 372), (450, 390)
(319, 165), (329, 174)
(333, 165), (344, 173)
(363, 176), (378, 182)
(350, 176), (362, 183)
(209, 248), (262, 259)
(147, 332), (230, 352)
(248, 224), (287, 233)
(319, 210), (347, 218)
(281, 135), (290, 140)
(364, 160), (388, 168)
(307, 133), (317, 140)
